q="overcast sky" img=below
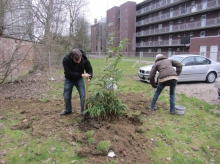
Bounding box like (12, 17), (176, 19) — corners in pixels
(86, 0), (143, 24)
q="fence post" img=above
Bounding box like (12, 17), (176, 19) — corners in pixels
(98, 41), (101, 71)
(139, 51), (143, 68)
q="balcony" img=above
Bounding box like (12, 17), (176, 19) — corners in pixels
(136, 0), (184, 16)
(136, 39), (182, 47)
(136, 0), (220, 27)
(136, 17), (220, 37)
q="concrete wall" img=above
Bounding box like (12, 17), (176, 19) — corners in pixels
(0, 36), (36, 82)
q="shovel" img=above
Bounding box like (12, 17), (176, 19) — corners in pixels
(84, 78), (89, 113)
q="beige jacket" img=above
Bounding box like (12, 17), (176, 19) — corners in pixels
(149, 56), (182, 88)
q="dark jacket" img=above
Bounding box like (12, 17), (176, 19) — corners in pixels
(62, 49), (93, 80)
(149, 55), (182, 87)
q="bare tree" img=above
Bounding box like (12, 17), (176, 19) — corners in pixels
(0, 0), (90, 84)
(0, 0), (35, 84)
(28, 0), (69, 79)
(65, 0), (88, 48)
(74, 15), (91, 51)
(29, 0), (90, 73)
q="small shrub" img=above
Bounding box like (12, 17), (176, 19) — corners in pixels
(85, 130), (94, 139)
(87, 138), (95, 145)
(96, 140), (109, 152)
(136, 126), (145, 133)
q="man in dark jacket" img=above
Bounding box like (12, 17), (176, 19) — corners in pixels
(61, 48), (93, 116)
(149, 54), (182, 114)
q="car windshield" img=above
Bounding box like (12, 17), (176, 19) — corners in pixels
(168, 56), (184, 62)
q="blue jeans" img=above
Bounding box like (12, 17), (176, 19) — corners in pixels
(150, 79), (177, 114)
(63, 78), (85, 114)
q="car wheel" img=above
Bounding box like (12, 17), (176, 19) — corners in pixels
(206, 72), (216, 83)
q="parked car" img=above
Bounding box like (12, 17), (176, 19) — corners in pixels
(138, 54), (220, 83)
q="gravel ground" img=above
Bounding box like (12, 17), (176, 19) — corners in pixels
(176, 78), (220, 105)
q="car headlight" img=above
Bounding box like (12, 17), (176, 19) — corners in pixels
(139, 70), (150, 74)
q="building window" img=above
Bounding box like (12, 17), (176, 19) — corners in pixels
(178, 34), (181, 37)
(191, 1), (195, 5)
(149, 2), (152, 8)
(200, 31), (205, 37)
(158, 24), (162, 29)
(158, 36), (162, 41)
(158, 11), (163, 16)
(190, 32), (193, 37)
(190, 17), (194, 21)
(96, 27), (98, 36)
(178, 19), (181, 23)
(179, 5), (182, 10)
(100, 25), (102, 37)
(125, 28), (127, 32)
(218, 29), (220, 35)
(148, 37), (152, 42)
(108, 22), (113, 26)
(177, 48), (180, 51)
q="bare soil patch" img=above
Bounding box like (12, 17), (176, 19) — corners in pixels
(0, 92), (168, 163)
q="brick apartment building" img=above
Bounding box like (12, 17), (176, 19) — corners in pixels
(107, 1), (137, 55)
(91, 18), (107, 53)
(91, 1), (137, 56)
(91, 0), (220, 61)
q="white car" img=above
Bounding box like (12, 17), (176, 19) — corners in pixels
(138, 54), (220, 83)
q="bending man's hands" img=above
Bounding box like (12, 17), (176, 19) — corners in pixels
(82, 73), (91, 78)
(82, 73), (91, 84)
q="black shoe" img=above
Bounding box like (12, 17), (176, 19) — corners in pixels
(84, 112), (90, 119)
(60, 111), (72, 115)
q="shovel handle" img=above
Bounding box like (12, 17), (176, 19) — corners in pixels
(84, 79), (89, 111)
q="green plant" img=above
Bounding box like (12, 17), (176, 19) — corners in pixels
(87, 138), (95, 145)
(86, 33), (128, 119)
(136, 126), (145, 133)
(39, 98), (49, 103)
(85, 130), (94, 139)
(96, 140), (109, 152)
(85, 130), (95, 145)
